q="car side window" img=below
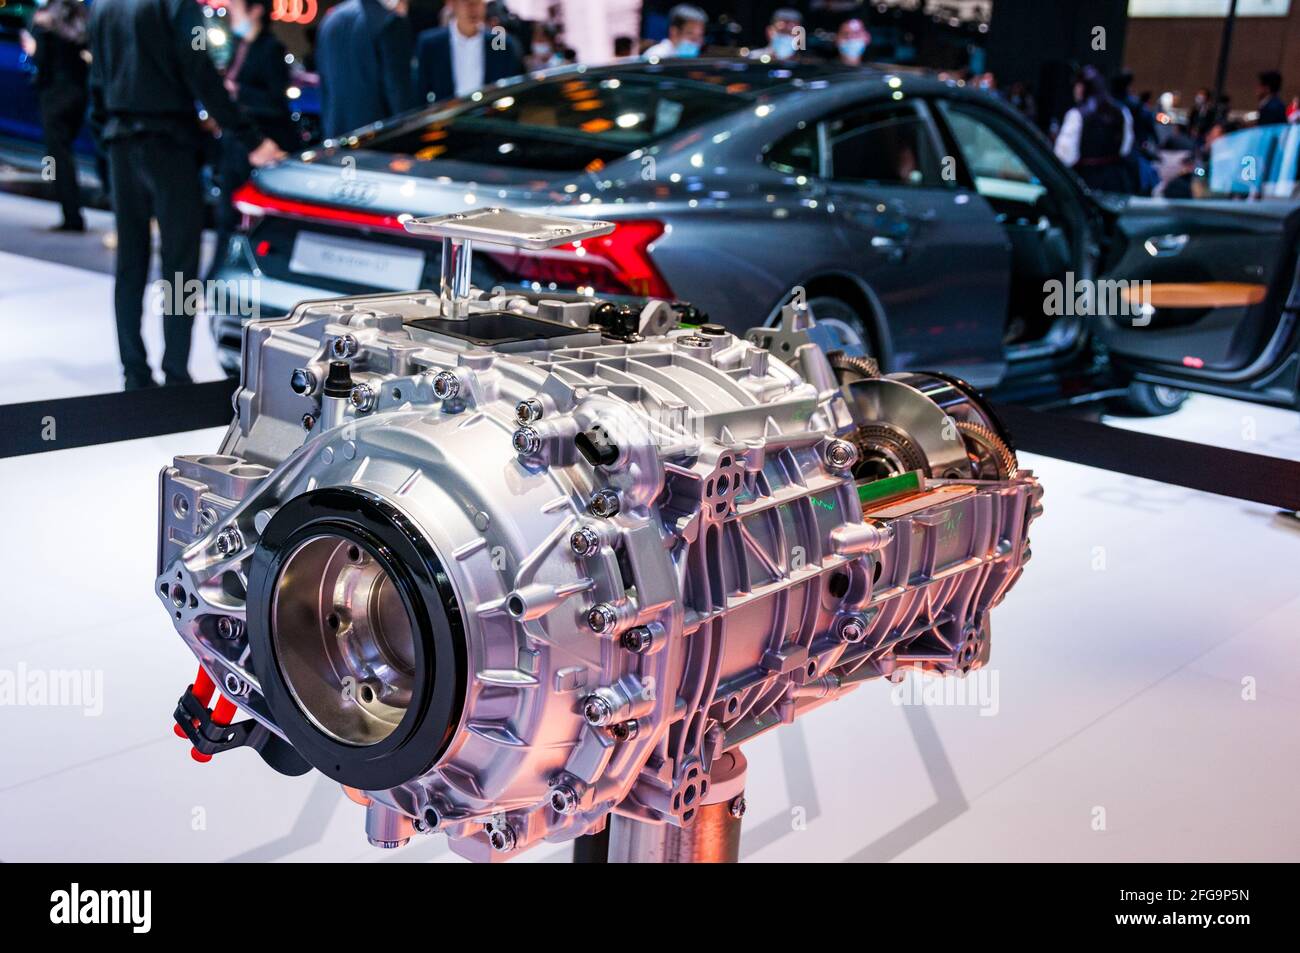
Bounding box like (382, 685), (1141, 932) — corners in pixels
(766, 123), (820, 176)
(935, 100), (1047, 205)
(826, 103), (946, 188)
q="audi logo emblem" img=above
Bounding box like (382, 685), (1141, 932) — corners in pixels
(272, 0), (318, 25)
(331, 180), (379, 205)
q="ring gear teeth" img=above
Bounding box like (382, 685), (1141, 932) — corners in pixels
(827, 350), (881, 383)
(956, 420), (1018, 480)
(850, 423), (928, 479)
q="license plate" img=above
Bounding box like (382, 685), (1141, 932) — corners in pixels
(288, 232), (425, 291)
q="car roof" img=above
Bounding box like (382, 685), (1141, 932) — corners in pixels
(532, 56), (914, 96)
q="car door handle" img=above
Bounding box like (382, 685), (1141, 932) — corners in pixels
(1143, 233), (1189, 258)
(870, 235), (908, 262)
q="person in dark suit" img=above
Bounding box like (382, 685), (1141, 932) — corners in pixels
(24, 0), (90, 231)
(211, 0), (298, 275)
(316, 0), (415, 138)
(1257, 71), (1288, 126)
(414, 0), (523, 105)
(89, 0), (283, 389)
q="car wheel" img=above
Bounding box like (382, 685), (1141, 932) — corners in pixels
(1121, 382), (1189, 417)
(808, 296), (872, 358)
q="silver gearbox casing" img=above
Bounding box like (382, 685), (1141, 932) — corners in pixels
(157, 264), (1040, 861)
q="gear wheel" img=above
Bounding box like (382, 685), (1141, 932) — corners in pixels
(956, 420), (1018, 480)
(851, 424), (928, 481)
(827, 351), (881, 384)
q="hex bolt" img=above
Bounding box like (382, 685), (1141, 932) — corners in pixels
(570, 526), (601, 557)
(301, 413), (317, 431)
(582, 693), (616, 727)
(826, 439), (858, 470)
(620, 626), (654, 653)
(515, 398), (543, 424)
(216, 527), (244, 557)
(331, 334), (359, 359)
(487, 824), (517, 853)
(512, 426), (542, 455)
(549, 784), (579, 816)
(216, 616), (244, 640)
(290, 367), (317, 395)
(223, 672), (251, 697)
(729, 795), (747, 820)
(431, 370), (460, 400)
(837, 615), (867, 643)
(587, 603), (618, 634)
(588, 488), (620, 518)
(349, 383), (376, 413)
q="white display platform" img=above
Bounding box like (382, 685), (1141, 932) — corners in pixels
(1, 398), (1297, 862)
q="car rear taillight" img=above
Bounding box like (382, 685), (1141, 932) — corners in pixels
(487, 220), (672, 299)
(231, 182), (410, 234)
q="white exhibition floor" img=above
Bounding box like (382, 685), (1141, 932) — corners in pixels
(0, 193), (225, 403)
(0, 194), (1298, 862)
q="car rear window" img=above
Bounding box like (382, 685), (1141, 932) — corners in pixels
(356, 75), (744, 172)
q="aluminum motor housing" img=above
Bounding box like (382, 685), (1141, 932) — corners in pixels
(157, 277), (1041, 861)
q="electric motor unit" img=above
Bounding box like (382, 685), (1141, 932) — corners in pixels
(157, 209), (1041, 861)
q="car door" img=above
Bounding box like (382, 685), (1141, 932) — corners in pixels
(1094, 188), (1300, 408)
(930, 96), (1102, 363)
(820, 98), (1010, 384)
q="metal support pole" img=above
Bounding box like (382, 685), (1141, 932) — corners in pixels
(439, 236), (473, 319)
(606, 750), (747, 863)
(1212, 0), (1239, 110)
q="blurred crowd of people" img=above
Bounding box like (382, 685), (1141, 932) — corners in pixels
(15, 0), (1299, 387)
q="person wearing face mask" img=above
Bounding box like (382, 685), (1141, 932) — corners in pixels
(525, 21), (560, 70)
(415, 0), (524, 104)
(752, 8), (803, 62)
(834, 16), (870, 68)
(210, 0), (296, 278)
(643, 4), (707, 60)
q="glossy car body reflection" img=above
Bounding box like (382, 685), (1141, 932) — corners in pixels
(214, 59), (1300, 412)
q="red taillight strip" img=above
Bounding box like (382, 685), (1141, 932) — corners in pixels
(232, 182), (411, 233)
(232, 182), (673, 298)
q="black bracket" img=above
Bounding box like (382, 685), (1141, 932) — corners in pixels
(173, 685), (259, 757)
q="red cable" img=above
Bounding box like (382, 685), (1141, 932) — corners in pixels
(174, 666), (217, 738)
(191, 695), (238, 764)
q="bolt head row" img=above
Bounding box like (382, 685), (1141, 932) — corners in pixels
(331, 334), (359, 359)
(515, 398), (543, 424)
(215, 527), (243, 557)
(620, 626), (654, 653)
(512, 426), (541, 455)
(826, 439), (858, 470)
(569, 526), (600, 557)
(486, 824), (517, 853)
(216, 616), (244, 640)
(349, 383), (375, 413)
(582, 693), (616, 727)
(431, 370), (460, 401)
(549, 784), (579, 816)
(588, 488), (620, 518)
(837, 614), (867, 643)
(587, 603), (618, 634)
